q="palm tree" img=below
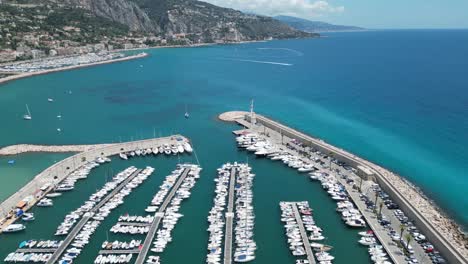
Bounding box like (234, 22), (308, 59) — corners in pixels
(399, 224), (405, 239)
(378, 201), (384, 218)
(373, 193), (379, 214)
(405, 233), (412, 248)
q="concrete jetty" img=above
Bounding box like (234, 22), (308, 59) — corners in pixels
(116, 222), (151, 227)
(98, 249), (140, 254)
(16, 248), (57, 253)
(46, 169), (142, 264)
(134, 167), (191, 264)
(222, 111), (468, 264)
(291, 202), (316, 264)
(223, 167), (237, 264)
(0, 144), (112, 156)
(0, 135), (189, 233)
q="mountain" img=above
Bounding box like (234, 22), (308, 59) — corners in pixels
(275, 15), (364, 32)
(1, 0), (314, 48)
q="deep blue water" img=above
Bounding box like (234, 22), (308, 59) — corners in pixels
(0, 29), (467, 231)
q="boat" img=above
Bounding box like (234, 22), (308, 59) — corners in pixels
(22, 213), (35, 221)
(37, 198), (53, 207)
(46, 192), (62, 198)
(23, 104), (32, 120)
(119, 153), (128, 160)
(3, 224), (26, 233)
(184, 104), (189, 118)
(48, 98), (54, 102)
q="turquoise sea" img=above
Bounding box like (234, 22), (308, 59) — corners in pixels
(0, 30), (467, 263)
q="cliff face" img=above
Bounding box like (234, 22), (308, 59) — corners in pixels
(62, 0), (158, 32)
(63, 0), (314, 42)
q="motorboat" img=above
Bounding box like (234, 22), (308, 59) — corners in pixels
(3, 224), (26, 233)
(22, 213), (35, 221)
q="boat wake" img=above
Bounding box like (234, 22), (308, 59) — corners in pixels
(257, 47), (304, 56)
(229, 59), (293, 66)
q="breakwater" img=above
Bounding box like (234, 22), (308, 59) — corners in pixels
(221, 111), (468, 264)
(0, 144), (112, 156)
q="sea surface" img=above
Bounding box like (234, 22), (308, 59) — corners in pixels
(0, 30), (467, 263)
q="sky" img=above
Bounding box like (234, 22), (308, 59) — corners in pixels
(201, 0), (468, 29)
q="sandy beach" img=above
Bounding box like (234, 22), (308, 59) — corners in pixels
(0, 52), (148, 86)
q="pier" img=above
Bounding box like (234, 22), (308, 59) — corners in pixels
(16, 248), (57, 253)
(46, 169), (142, 264)
(222, 111), (468, 264)
(291, 202), (316, 264)
(98, 249), (140, 254)
(116, 222), (151, 227)
(223, 167), (237, 264)
(0, 135), (189, 233)
(134, 167), (191, 264)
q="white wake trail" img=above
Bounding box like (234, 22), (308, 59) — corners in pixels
(232, 59), (293, 66)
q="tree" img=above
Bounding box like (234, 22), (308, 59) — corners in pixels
(405, 233), (412, 248)
(378, 201), (384, 218)
(399, 224), (405, 240)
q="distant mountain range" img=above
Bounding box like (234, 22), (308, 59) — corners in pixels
(275, 15), (364, 32)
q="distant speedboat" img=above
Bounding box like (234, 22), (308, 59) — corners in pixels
(57, 128), (62, 132)
(185, 112), (189, 118)
(48, 98), (54, 102)
(23, 104), (32, 120)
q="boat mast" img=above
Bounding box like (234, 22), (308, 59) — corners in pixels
(249, 99), (255, 126)
(26, 104), (31, 116)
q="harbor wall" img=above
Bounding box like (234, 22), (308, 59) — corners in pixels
(244, 114), (467, 264)
(0, 135), (187, 231)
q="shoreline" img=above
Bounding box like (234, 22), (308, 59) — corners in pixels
(221, 111), (468, 262)
(0, 52), (149, 86)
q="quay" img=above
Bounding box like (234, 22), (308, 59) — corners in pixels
(0, 143), (112, 156)
(291, 202), (316, 264)
(116, 222), (151, 227)
(0, 135), (189, 234)
(134, 167), (191, 264)
(98, 249), (140, 254)
(223, 167), (237, 264)
(46, 169), (143, 264)
(16, 248), (57, 253)
(221, 111), (468, 264)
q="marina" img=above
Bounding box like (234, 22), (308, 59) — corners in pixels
(225, 111), (467, 264)
(0, 135), (191, 234)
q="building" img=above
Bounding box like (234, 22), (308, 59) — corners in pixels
(0, 50), (16, 63)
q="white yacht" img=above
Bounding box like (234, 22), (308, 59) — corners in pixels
(3, 224), (26, 233)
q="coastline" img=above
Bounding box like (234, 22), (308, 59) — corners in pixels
(0, 52), (149, 86)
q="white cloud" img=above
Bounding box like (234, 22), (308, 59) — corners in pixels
(202, 0), (344, 19)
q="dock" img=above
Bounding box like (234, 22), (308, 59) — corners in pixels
(223, 167), (237, 264)
(116, 222), (151, 227)
(291, 203), (316, 264)
(0, 135), (189, 234)
(46, 169), (142, 264)
(16, 248), (57, 253)
(98, 249), (140, 254)
(134, 167), (191, 264)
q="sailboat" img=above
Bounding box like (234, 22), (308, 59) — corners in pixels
(23, 104), (32, 120)
(184, 104), (189, 119)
